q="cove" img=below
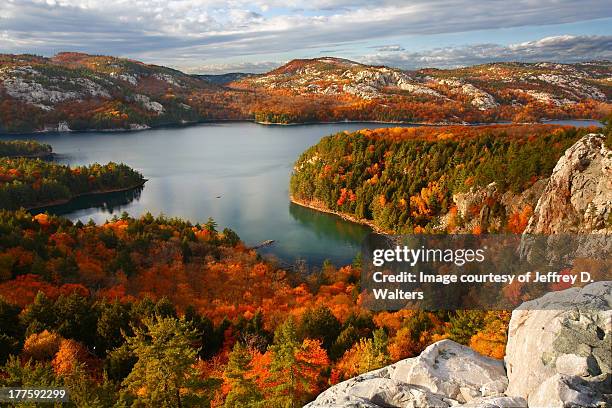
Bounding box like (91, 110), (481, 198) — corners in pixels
(1, 119), (601, 266)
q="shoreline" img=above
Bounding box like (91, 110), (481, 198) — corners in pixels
(0, 117), (601, 136)
(2, 152), (54, 159)
(289, 195), (392, 234)
(25, 179), (147, 212)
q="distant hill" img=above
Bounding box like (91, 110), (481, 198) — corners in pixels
(0, 52), (609, 133)
(194, 72), (258, 85)
(231, 57), (611, 123)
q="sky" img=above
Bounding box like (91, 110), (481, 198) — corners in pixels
(1, 0), (611, 74)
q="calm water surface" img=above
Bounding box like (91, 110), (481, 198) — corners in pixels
(2, 120), (601, 265)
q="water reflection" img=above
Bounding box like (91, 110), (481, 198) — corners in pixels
(288, 202), (370, 244)
(30, 185), (144, 217)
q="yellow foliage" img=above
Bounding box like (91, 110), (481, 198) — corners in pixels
(23, 330), (63, 361)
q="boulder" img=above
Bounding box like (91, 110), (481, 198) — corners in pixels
(504, 281), (612, 405)
(303, 368), (451, 408)
(305, 340), (508, 407)
(458, 396), (527, 408)
(390, 340), (508, 402)
(528, 374), (611, 408)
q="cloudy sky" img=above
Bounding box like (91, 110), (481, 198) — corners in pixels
(1, 0), (611, 73)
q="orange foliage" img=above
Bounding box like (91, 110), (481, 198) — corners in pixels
(506, 205), (533, 233)
(23, 330), (63, 361)
(52, 339), (90, 376)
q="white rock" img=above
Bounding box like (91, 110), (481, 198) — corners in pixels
(305, 340), (507, 407)
(304, 375), (451, 408)
(133, 94), (165, 115)
(504, 282), (612, 402)
(458, 396), (527, 407)
(391, 340), (508, 403)
(528, 374), (606, 408)
(525, 134), (612, 234)
(555, 353), (591, 377)
(459, 84), (498, 110)
(57, 121), (71, 132)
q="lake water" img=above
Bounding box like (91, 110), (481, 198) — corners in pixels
(1, 119), (602, 266)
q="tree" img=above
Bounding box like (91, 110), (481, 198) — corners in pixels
(123, 316), (200, 407)
(22, 330), (62, 361)
(95, 300), (133, 355)
(0, 355), (59, 388)
(223, 342), (263, 407)
(52, 338), (90, 376)
(20, 292), (55, 336)
(469, 311), (510, 359)
(298, 305), (341, 351)
(267, 318), (330, 407)
(448, 310), (485, 345)
(0, 297), (21, 363)
(332, 328), (389, 381)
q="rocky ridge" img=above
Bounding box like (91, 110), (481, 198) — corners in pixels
(525, 133), (611, 234)
(234, 58), (610, 107)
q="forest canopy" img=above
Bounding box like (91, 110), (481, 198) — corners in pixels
(0, 140), (52, 158)
(290, 124), (598, 233)
(0, 141), (144, 210)
(0, 209), (509, 406)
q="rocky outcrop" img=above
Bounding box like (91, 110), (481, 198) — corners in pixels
(305, 282), (611, 407)
(440, 178), (547, 233)
(305, 340), (515, 407)
(504, 281), (612, 407)
(525, 134), (612, 234)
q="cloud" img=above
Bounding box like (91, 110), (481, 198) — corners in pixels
(373, 45), (405, 52)
(174, 35), (612, 73)
(185, 60), (282, 74)
(1, 0), (610, 70)
(361, 35), (612, 69)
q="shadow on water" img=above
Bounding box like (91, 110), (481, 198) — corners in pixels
(288, 201), (371, 244)
(30, 186), (144, 217)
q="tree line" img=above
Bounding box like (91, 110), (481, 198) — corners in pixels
(0, 141), (144, 210)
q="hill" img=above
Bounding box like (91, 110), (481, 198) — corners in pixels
(0, 52), (248, 133)
(0, 53), (610, 132)
(289, 124), (602, 233)
(232, 57), (611, 124)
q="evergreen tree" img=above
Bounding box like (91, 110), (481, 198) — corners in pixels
(223, 342), (263, 407)
(123, 316), (200, 407)
(298, 305), (341, 351)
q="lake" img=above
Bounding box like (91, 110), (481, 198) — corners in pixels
(1, 119), (602, 266)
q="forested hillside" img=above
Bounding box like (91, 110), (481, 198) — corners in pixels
(0, 210), (509, 406)
(1, 53), (610, 133)
(290, 124), (598, 233)
(0, 53), (249, 133)
(0, 141), (144, 209)
(232, 58), (611, 124)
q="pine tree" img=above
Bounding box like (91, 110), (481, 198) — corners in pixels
(122, 316), (200, 407)
(223, 342), (262, 407)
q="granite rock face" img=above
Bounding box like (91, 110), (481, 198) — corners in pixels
(525, 134), (612, 234)
(504, 281), (612, 407)
(305, 340), (512, 408)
